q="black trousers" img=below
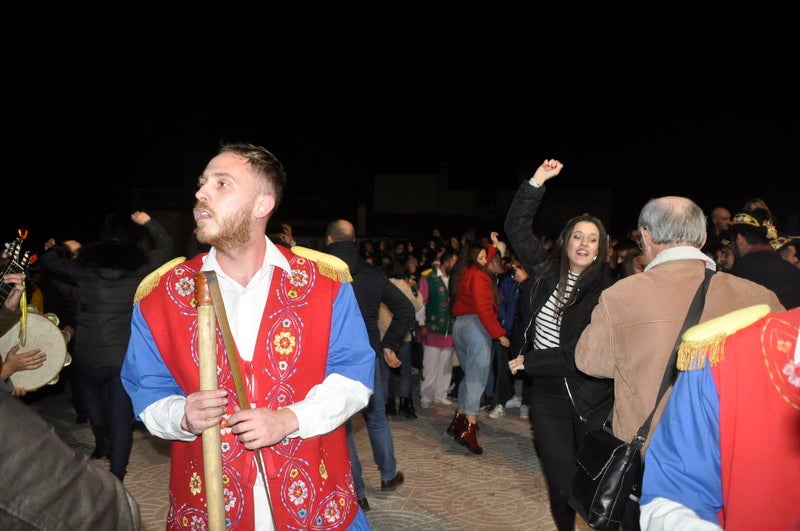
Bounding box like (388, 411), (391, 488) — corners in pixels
(530, 385), (613, 531)
(491, 340), (516, 406)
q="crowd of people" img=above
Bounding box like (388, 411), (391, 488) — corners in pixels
(1, 144), (798, 530)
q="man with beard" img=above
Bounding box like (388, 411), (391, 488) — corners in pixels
(121, 142), (375, 530)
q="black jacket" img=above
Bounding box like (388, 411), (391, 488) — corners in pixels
(324, 241), (414, 356)
(731, 247), (800, 309)
(38, 218), (175, 368)
(504, 180), (613, 417)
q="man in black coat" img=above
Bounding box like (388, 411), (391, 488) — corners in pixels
(729, 208), (800, 309)
(324, 219), (414, 511)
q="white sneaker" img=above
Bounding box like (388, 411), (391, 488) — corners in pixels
(433, 396), (452, 406)
(519, 405), (529, 419)
(488, 404), (505, 419)
(420, 399), (431, 409)
(505, 396), (522, 409)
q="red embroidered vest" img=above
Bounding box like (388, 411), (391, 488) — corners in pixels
(139, 248), (358, 530)
(713, 307), (799, 530)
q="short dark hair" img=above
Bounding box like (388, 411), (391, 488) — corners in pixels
(218, 141), (287, 210)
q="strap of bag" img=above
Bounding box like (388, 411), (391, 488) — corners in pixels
(631, 268), (714, 447)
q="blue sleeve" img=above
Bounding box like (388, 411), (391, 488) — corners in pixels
(326, 283), (374, 391)
(121, 284), (375, 418)
(120, 304), (184, 418)
(641, 364), (723, 525)
(497, 276), (521, 333)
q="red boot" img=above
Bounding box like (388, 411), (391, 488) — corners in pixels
(446, 410), (466, 438)
(457, 421), (483, 455)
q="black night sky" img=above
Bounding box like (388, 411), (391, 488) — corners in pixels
(5, 9), (799, 246)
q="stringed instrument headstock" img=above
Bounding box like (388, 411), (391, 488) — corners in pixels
(1, 230), (33, 306)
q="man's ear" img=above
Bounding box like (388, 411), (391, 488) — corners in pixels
(254, 195), (275, 219)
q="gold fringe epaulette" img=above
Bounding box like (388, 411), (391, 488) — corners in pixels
(291, 246), (352, 283)
(676, 304), (771, 371)
(133, 257), (187, 306)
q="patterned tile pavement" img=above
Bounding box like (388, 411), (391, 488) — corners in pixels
(27, 376), (593, 530)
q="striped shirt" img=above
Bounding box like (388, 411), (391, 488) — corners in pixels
(533, 271), (578, 349)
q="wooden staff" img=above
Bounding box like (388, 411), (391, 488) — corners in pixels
(196, 272), (226, 531)
(204, 271), (276, 526)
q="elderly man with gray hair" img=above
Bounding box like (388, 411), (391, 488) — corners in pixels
(574, 195), (784, 530)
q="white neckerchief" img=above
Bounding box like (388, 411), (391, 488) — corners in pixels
(644, 245), (717, 273)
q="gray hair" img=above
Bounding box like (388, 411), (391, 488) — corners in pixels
(638, 196), (706, 247)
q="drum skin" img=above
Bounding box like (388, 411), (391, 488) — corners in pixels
(0, 312), (68, 391)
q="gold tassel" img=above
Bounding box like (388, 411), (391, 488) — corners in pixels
(291, 246), (352, 283)
(677, 304), (771, 371)
(133, 257), (187, 305)
(677, 334), (727, 371)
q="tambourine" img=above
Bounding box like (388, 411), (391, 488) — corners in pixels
(0, 312), (70, 391)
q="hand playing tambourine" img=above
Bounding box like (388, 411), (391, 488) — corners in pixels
(1, 344), (46, 397)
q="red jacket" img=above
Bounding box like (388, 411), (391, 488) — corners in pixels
(451, 264), (506, 339)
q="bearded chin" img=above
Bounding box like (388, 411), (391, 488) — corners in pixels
(196, 209), (252, 253)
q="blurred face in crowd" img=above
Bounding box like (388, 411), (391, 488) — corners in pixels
(710, 207), (731, 234)
(715, 246), (735, 271)
(476, 248), (487, 266)
(441, 254), (458, 275)
(779, 244), (799, 268)
(486, 253), (505, 275)
(405, 256), (419, 276)
(630, 253), (646, 275)
(511, 263), (528, 282)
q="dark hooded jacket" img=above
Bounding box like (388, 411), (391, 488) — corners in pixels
(324, 241), (414, 357)
(38, 217), (175, 368)
(730, 245), (800, 309)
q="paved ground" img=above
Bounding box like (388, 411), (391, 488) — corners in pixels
(27, 375), (593, 530)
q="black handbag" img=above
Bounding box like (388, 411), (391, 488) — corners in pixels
(568, 269), (713, 530)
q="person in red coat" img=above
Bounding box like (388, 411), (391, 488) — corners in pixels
(446, 241), (510, 454)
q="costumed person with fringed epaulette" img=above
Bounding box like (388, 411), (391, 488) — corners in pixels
(121, 142), (374, 530)
(640, 305), (800, 531)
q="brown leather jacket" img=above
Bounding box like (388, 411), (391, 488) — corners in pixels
(575, 259), (784, 451)
(0, 392), (141, 529)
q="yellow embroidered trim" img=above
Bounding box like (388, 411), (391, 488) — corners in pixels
(676, 304), (771, 371)
(732, 212), (777, 239)
(771, 235), (800, 251)
(291, 246), (352, 283)
(732, 212), (761, 228)
(133, 256), (187, 305)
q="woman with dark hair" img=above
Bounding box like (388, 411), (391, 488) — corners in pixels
(505, 159), (614, 531)
(447, 241), (510, 455)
